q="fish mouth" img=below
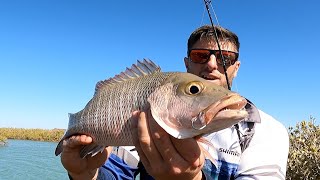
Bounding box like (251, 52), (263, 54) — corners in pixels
(203, 93), (248, 124)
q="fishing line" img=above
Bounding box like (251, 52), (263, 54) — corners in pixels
(208, 1), (239, 92)
(200, 5), (206, 26)
(209, 1), (221, 27)
(202, 0), (231, 90)
(208, 1), (230, 49)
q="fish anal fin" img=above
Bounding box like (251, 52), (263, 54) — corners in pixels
(80, 143), (106, 158)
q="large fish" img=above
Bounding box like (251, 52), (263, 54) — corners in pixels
(55, 59), (248, 158)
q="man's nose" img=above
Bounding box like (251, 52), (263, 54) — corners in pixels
(207, 54), (218, 70)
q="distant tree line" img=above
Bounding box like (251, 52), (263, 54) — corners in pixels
(0, 128), (65, 142)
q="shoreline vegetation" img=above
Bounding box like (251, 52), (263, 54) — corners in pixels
(0, 128), (65, 143)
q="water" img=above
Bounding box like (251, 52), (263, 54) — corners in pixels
(0, 139), (68, 180)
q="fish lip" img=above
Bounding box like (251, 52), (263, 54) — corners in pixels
(202, 94), (248, 124)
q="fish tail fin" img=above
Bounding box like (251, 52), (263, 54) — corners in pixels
(80, 143), (106, 158)
(54, 113), (76, 156)
(55, 139), (64, 156)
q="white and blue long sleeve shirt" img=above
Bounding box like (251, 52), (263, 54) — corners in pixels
(96, 102), (289, 180)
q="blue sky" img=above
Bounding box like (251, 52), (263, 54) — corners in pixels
(0, 0), (319, 129)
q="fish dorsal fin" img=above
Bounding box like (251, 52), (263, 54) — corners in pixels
(94, 59), (161, 94)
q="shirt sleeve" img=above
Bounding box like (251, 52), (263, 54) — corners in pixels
(97, 153), (138, 180)
(235, 110), (289, 180)
(202, 159), (219, 179)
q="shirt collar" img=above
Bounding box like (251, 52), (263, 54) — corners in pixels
(243, 99), (261, 123)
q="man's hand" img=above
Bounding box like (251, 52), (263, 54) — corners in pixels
(131, 109), (205, 180)
(60, 135), (112, 180)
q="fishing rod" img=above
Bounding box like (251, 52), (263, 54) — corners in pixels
(202, 0), (231, 90)
(202, 1), (253, 147)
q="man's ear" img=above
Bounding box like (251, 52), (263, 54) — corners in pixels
(233, 61), (241, 78)
(184, 57), (189, 72)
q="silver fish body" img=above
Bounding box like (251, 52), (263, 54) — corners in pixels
(67, 71), (174, 145)
(55, 59), (248, 158)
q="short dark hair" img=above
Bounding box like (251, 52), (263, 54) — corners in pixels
(187, 25), (240, 54)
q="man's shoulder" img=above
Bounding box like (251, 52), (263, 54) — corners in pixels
(249, 109), (289, 150)
(255, 109), (288, 135)
(237, 109), (289, 178)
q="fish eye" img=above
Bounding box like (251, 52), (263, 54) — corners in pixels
(186, 82), (203, 95)
(190, 85), (200, 94)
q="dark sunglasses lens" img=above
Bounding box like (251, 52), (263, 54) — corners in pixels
(189, 50), (210, 63)
(215, 51), (238, 65)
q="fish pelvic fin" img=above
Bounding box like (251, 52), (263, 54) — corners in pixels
(94, 59), (161, 95)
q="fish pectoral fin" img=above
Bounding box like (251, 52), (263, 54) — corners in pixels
(80, 143), (106, 158)
(197, 137), (218, 168)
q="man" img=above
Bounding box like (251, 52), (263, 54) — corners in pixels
(61, 25), (289, 179)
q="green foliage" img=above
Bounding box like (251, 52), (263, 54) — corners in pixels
(0, 128), (65, 142)
(287, 116), (320, 179)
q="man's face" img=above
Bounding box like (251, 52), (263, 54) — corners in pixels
(184, 39), (240, 89)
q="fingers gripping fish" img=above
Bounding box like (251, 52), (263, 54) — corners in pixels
(55, 59), (248, 159)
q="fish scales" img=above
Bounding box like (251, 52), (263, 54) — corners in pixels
(66, 71), (177, 146)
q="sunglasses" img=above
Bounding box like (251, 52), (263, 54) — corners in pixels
(188, 49), (239, 66)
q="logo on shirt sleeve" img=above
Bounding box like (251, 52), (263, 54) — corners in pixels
(219, 148), (240, 157)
